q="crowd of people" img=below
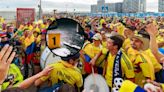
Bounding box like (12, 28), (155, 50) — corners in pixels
(0, 15), (164, 92)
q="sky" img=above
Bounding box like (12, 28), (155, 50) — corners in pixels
(0, 0), (159, 12)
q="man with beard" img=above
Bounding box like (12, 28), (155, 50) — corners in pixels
(127, 30), (156, 87)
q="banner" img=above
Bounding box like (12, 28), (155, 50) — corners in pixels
(16, 8), (35, 28)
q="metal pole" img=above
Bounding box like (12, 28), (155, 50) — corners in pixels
(39, 0), (42, 19)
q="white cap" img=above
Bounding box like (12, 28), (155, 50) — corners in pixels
(92, 33), (102, 41)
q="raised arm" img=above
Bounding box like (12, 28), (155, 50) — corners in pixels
(0, 45), (16, 84)
(146, 23), (164, 63)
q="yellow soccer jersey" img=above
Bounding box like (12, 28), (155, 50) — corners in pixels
(116, 23), (125, 36)
(83, 43), (106, 67)
(143, 49), (162, 72)
(105, 49), (135, 87)
(83, 43), (94, 58)
(122, 38), (131, 51)
(127, 48), (155, 87)
(102, 41), (107, 48)
(109, 23), (114, 30)
(0, 18), (4, 23)
(40, 61), (83, 87)
(100, 19), (105, 26)
(157, 36), (164, 48)
(157, 36), (164, 43)
(91, 44), (106, 67)
(22, 35), (35, 48)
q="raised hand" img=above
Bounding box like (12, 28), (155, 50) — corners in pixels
(0, 45), (16, 84)
(145, 23), (158, 36)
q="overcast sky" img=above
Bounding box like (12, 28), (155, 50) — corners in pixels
(0, 0), (159, 12)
